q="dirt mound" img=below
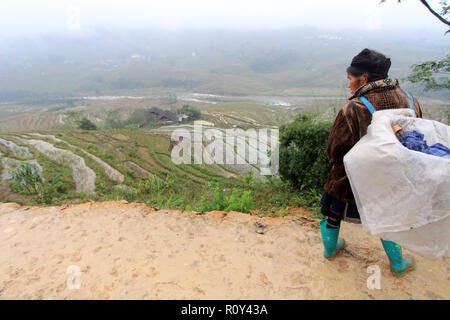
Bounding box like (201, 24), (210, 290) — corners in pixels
(0, 201), (448, 300)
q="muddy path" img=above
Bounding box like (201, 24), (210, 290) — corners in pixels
(0, 201), (448, 300)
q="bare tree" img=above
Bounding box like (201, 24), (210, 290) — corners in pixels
(381, 0), (449, 27)
(381, 1), (449, 90)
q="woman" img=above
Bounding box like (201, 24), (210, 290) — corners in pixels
(320, 48), (423, 277)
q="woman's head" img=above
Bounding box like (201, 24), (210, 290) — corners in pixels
(346, 48), (391, 94)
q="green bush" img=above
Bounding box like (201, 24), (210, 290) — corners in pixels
(164, 194), (185, 209)
(198, 195), (211, 212)
(176, 104), (201, 120)
(225, 188), (254, 213)
(78, 117), (97, 130)
(8, 162), (42, 194)
(278, 114), (332, 192)
(196, 184), (254, 214)
(212, 182), (226, 210)
(8, 180), (25, 193)
(7, 162), (70, 204)
(86, 143), (115, 161)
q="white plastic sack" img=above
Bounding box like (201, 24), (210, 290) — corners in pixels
(344, 108), (450, 259)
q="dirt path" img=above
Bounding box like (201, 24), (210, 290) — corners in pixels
(0, 201), (448, 300)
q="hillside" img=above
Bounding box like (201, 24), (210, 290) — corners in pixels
(0, 200), (448, 299)
(1, 28), (449, 100)
(0, 130), (239, 202)
(1, 128), (308, 216)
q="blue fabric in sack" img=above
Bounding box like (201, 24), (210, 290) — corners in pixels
(400, 130), (450, 157)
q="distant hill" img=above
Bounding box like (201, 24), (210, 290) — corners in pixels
(0, 27), (448, 102)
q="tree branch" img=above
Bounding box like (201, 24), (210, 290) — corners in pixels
(420, 0), (450, 26)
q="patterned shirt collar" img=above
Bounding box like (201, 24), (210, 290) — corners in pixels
(348, 78), (399, 100)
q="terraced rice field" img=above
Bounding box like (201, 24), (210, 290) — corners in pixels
(12, 136), (97, 194)
(149, 123), (277, 179)
(0, 129), (256, 205)
(1, 158), (44, 181)
(0, 113), (67, 132)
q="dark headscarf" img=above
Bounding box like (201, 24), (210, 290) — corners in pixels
(347, 48), (391, 81)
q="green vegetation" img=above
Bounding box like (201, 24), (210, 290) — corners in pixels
(406, 54), (450, 90)
(197, 183), (254, 213)
(177, 104), (201, 120)
(78, 117), (97, 130)
(190, 172), (324, 217)
(8, 162), (42, 195)
(0, 123), (329, 218)
(7, 162), (70, 205)
(278, 114), (332, 192)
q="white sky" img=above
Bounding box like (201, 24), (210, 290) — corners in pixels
(0, 0), (448, 36)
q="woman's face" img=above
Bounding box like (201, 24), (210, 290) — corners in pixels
(347, 72), (368, 95)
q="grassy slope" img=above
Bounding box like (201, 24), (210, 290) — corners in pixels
(0, 129), (320, 217)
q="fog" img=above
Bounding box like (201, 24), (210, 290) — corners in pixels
(0, 0), (448, 102)
(0, 0), (448, 37)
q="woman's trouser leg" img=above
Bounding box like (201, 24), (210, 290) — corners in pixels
(326, 210), (342, 229)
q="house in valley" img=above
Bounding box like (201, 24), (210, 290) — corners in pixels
(147, 107), (188, 124)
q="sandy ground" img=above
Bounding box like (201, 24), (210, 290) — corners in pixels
(0, 201), (448, 300)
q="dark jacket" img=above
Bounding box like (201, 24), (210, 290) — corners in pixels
(321, 78), (423, 222)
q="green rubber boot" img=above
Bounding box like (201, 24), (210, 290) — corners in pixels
(380, 239), (416, 277)
(319, 219), (346, 259)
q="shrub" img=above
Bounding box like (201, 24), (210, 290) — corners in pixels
(237, 190), (253, 213)
(278, 114), (332, 192)
(78, 117), (97, 130)
(225, 188), (254, 213)
(8, 162), (42, 194)
(176, 104), (201, 120)
(8, 180), (25, 193)
(195, 185), (254, 214)
(212, 183), (226, 210)
(198, 195), (212, 212)
(243, 171), (254, 187)
(7, 162), (69, 204)
(164, 194), (185, 209)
